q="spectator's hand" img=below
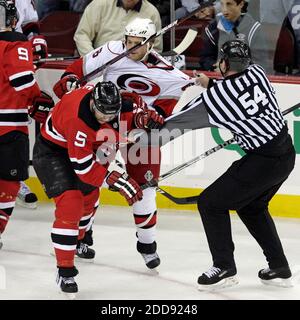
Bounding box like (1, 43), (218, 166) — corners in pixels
(30, 35), (48, 60)
(106, 171), (143, 206)
(53, 74), (80, 99)
(29, 91), (54, 123)
(195, 6), (215, 20)
(193, 70), (210, 88)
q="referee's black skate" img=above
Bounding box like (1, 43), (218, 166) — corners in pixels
(258, 266), (292, 287)
(56, 267), (78, 299)
(75, 240), (95, 262)
(198, 266), (238, 290)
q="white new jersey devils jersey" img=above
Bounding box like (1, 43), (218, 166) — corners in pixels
(83, 41), (195, 117)
(14, 0), (39, 34)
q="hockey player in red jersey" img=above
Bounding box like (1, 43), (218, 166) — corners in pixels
(0, 0), (53, 249)
(32, 81), (164, 297)
(13, 0), (49, 209)
(52, 17), (198, 269)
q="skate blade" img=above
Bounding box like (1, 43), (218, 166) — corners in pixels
(147, 267), (159, 275)
(198, 276), (239, 291)
(59, 290), (77, 300)
(16, 198), (37, 209)
(260, 278), (293, 288)
(75, 256), (95, 263)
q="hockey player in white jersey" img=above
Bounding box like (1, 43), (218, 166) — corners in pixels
(13, 0), (48, 209)
(53, 18), (199, 269)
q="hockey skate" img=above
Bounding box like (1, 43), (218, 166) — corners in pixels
(75, 240), (95, 262)
(56, 267), (78, 299)
(258, 266), (293, 288)
(198, 266), (238, 291)
(0, 232), (3, 250)
(16, 182), (38, 209)
(140, 252), (161, 270)
(82, 229), (93, 246)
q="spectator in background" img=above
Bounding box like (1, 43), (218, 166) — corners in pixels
(175, 0), (201, 19)
(35, 0), (60, 19)
(69, 0), (92, 13)
(287, 0), (300, 72)
(199, 0), (272, 73)
(149, 0), (182, 26)
(259, 0), (294, 74)
(74, 0), (162, 56)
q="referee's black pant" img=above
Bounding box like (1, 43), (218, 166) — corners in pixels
(197, 137), (296, 271)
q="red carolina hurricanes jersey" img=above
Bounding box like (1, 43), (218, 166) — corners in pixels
(41, 85), (139, 187)
(0, 31), (40, 136)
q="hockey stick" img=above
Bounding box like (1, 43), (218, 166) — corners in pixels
(78, 0), (215, 84)
(161, 28), (198, 56)
(34, 56), (80, 64)
(141, 102), (300, 204)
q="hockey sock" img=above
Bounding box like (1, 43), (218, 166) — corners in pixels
(52, 190), (84, 268)
(0, 180), (20, 233)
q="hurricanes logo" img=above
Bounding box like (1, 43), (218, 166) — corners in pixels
(117, 74), (160, 96)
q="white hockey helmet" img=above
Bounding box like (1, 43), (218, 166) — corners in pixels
(124, 18), (156, 40)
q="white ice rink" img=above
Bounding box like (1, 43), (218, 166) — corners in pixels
(0, 203), (300, 300)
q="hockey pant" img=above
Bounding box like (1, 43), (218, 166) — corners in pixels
(51, 188), (99, 268)
(124, 145), (161, 254)
(0, 180), (20, 233)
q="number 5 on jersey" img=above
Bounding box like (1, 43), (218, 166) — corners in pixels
(75, 131), (87, 147)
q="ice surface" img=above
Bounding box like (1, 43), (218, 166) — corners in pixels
(0, 203), (299, 300)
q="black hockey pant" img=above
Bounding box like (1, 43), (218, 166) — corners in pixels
(197, 148), (295, 270)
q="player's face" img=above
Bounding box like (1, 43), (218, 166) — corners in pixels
(220, 0), (244, 22)
(126, 36), (148, 61)
(91, 99), (119, 123)
(93, 107), (118, 124)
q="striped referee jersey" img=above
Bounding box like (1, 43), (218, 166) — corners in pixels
(202, 64), (286, 151)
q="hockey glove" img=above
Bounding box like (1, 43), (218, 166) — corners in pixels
(53, 74), (80, 99)
(106, 171), (143, 206)
(30, 35), (48, 60)
(121, 91), (146, 110)
(135, 109), (165, 129)
(29, 91), (55, 123)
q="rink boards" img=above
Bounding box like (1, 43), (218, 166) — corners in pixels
(26, 64), (300, 217)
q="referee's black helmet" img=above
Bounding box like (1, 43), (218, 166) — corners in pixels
(220, 40), (252, 73)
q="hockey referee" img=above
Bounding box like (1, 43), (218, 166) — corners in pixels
(142, 40), (296, 289)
